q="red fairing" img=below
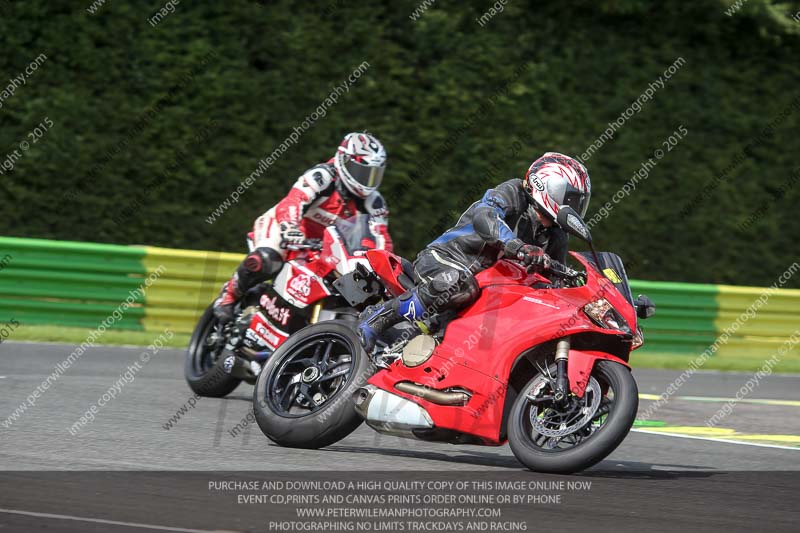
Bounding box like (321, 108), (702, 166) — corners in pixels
(365, 249), (408, 297)
(368, 252), (638, 444)
(285, 245), (335, 280)
(281, 262), (331, 307)
(475, 259), (550, 287)
(248, 312), (289, 351)
(368, 354), (508, 445)
(567, 349), (630, 397)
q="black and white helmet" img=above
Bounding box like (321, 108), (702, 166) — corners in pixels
(334, 132), (387, 198)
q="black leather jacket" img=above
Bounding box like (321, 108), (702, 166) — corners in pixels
(425, 178), (568, 272)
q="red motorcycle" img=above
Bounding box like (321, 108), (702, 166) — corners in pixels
(185, 215), (387, 398)
(253, 207), (655, 473)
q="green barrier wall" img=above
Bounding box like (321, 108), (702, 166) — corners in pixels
(1, 236), (798, 361)
(0, 237), (242, 333)
(0, 238), (147, 330)
(628, 280), (719, 355)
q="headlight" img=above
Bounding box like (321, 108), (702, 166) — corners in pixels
(583, 299), (631, 335)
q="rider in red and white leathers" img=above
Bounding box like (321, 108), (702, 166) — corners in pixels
(213, 132), (392, 322)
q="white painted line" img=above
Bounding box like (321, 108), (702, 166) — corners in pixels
(639, 393), (800, 407)
(0, 508), (218, 532)
(632, 429), (800, 451)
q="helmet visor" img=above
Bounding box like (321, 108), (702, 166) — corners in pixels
(344, 158), (385, 189)
(563, 186), (590, 218)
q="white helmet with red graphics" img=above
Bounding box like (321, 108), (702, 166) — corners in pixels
(334, 132), (387, 198)
(523, 152), (591, 222)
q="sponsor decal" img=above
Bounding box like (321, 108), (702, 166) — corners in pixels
(307, 207), (338, 226)
(402, 301), (417, 320)
(603, 268), (622, 284)
(523, 296), (560, 309)
(287, 273), (312, 300)
(531, 174), (546, 192)
(223, 355), (236, 374)
(255, 320), (288, 349)
(260, 294), (292, 326)
(566, 213), (590, 240)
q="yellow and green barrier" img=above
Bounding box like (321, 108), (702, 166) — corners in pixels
(1, 236), (798, 363)
(0, 236), (242, 334)
(139, 245), (241, 333)
(630, 279), (800, 361)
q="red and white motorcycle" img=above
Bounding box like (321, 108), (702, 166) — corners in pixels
(184, 215), (395, 398)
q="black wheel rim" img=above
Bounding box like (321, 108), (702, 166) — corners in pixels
(189, 313), (224, 378)
(264, 332), (356, 418)
(520, 367), (616, 453)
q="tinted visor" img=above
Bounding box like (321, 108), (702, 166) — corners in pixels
(563, 186), (590, 217)
(345, 159), (385, 189)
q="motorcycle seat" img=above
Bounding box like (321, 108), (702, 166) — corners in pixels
(398, 257), (417, 292)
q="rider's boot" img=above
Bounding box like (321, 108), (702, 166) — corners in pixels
(213, 274), (243, 323)
(213, 248), (284, 324)
(358, 290), (427, 352)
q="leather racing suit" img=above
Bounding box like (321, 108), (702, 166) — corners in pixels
(214, 161), (391, 321)
(358, 178), (566, 349)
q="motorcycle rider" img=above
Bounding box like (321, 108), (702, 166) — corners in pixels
(358, 152), (591, 351)
(213, 132), (392, 322)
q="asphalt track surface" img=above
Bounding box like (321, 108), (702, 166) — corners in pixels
(1, 341), (798, 532)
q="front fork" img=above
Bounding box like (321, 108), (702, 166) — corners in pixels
(309, 301), (323, 324)
(553, 337), (571, 406)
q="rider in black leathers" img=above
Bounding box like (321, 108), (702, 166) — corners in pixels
(358, 152), (591, 351)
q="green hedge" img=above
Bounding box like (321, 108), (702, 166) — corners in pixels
(1, 0), (799, 287)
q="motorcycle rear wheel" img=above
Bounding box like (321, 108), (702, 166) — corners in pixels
(253, 321), (374, 449)
(508, 360), (638, 474)
(184, 306), (242, 397)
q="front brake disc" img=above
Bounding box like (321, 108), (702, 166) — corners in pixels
(529, 377), (602, 438)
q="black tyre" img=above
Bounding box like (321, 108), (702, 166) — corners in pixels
(184, 306), (242, 397)
(508, 360), (638, 474)
(253, 321), (374, 449)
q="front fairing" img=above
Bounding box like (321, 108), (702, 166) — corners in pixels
(571, 252), (639, 336)
(318, 215), (374, 277)
(474, 253), (638, 337)
(475, 259), (550, 288)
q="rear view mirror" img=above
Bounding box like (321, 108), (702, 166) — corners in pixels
(556, 206), (592, 244)
(635, 294), (656, 319)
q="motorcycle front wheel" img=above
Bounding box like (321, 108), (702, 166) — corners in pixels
(508, 360), (638, 474)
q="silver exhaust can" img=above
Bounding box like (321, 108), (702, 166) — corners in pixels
(354, 385), (434, 437)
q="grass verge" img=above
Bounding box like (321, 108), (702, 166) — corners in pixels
(10, 325), (190, 349)
(630, 351), (800, 374)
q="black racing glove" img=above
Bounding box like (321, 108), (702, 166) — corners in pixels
(503, 238), (525, 258)
(279, 222), (305, 245)
(504, 239), (550, 269)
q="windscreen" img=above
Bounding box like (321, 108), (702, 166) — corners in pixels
(577, 251), (635, 306)
(334, 214), (375, 254)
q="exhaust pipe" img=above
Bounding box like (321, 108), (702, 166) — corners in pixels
(394, 381), (471, 406)
(354, 385), (434, 438)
